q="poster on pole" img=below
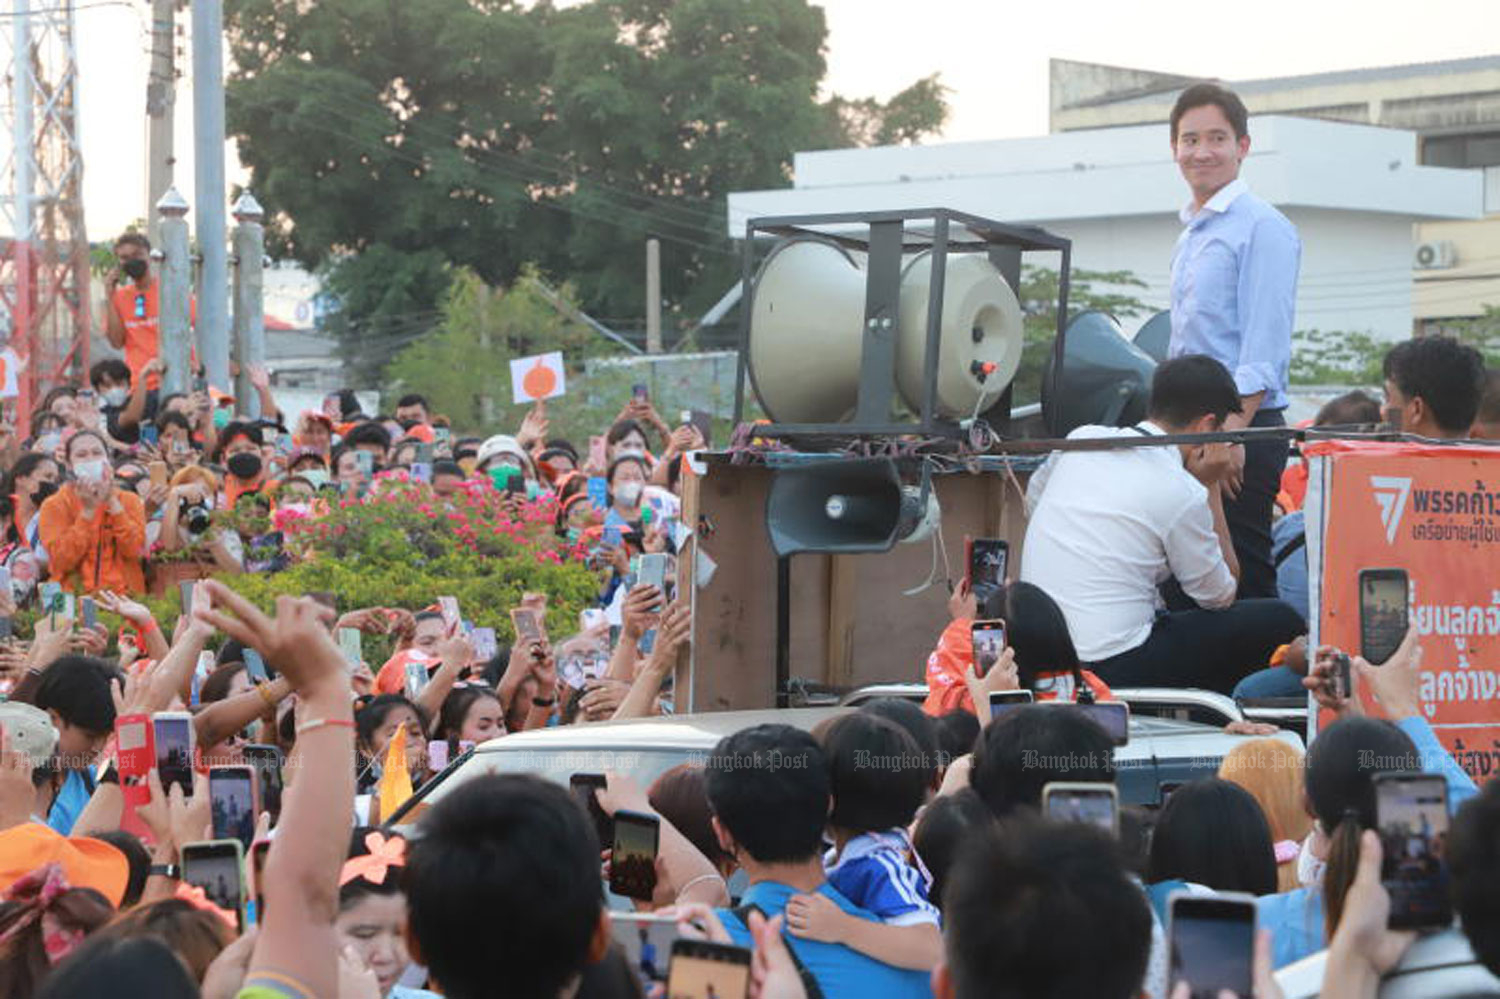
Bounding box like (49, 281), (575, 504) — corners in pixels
(1307, 440), (1500, 783)
(0, 348), (19, 399)
(510, 352), (566, 404)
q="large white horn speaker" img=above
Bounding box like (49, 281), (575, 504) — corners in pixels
(897, 251), (1024, 420)
(747, 239), (868, 424)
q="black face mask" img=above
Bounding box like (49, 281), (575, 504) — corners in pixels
(226, 452), (263, 481)
(30, 480), (58, 507)
(122, 258), (149, 281)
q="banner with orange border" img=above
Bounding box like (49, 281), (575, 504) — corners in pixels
(1306, 440), (1500, 783)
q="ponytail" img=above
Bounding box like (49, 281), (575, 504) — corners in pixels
(1322, 809), (1367, 937)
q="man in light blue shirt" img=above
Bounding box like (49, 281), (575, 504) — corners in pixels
(1169, 82), (1300, 600)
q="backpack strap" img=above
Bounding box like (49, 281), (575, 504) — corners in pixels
(1273, 531), (1307, 569)
(729, 903), (826, 999)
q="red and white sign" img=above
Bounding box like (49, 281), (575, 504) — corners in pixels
(510, 351), (566, 404)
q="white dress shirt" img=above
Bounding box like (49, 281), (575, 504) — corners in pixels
(1019, 422), (1237, 662)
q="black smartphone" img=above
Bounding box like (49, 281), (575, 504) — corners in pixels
(632, 383), (650, 403)
(81, 596), (98, 630)
(967, 537), (1009, 605)
(1332, 652), (1353, 701)
(181, 839), (245, 931)
(1071, 701), (1130, 747)
(152, 711), (195, 797)
(249, 839), (271, 923)
(1375, 773), (1452, 929)
(570, 773), (613, 848)
(209, 765), (258, 849)
(1358, 568), (1409, 666)
(610, 809), (660, 901)
(666, 939), (752, 999)
(1043, 781), (1119, 835)
(1168, 893), (1256, 999)
(970, 619), (1006, 679)
(241, 744), (283, 820)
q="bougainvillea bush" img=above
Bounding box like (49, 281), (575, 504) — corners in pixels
(152, 476), (600, 664)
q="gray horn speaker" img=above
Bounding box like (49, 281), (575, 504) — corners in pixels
(1132, 309), (1172, 363)
(1041, 311), (1157, 437)
(765, 458), (904, 556)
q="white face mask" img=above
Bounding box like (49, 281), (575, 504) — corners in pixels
(616, 445), (646, 458)
(1297, 829), (1326, 887)
(102, 387), (130, 408)
(73, 459), (108, 484)
(615, 481), (643, 506)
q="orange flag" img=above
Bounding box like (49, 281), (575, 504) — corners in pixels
(377, 725), (414, 821)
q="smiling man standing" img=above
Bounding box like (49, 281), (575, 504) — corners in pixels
(1169, 83), (1300, 600)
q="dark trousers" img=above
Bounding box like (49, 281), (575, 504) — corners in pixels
(1225, 408), (1289, 600)
(1090, 598), (1305, 694)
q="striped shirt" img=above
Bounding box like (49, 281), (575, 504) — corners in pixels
(825, 829), (939, 927)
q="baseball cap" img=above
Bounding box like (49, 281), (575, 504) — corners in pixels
(0, 702), (59, 767)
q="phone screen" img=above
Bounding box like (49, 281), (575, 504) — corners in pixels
(337, 628), (363, 668)
(968, 538), (1009, 605)
(667, 940), (751, 999)
(153, 714), (194, 797)
(989, 689), (1033, 709)
(570, 773), (613, 849)
(1072, 702), (1130, 747)
(1376, 774), (1452, 929)
(610, 810), (660, 901)
(1168, 896), (1255, 999)
(638, 554), (670, 605)
(181, 841), (244, 929)
(611, 915), (680, 987)
(1359, 569), (1409, 665)
(81, 597), (98, 630)
(511, 608), (543, 644)
(970, 620), (1006, 679)
(242, 745), (283, 819)
(179, 580), (195, 618)
(1043, 784), (1118, 834)
(210, 767), (257, 849)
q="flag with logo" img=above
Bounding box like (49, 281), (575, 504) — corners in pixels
(377, 725), (415, 820)
(1306, 441), (1500, 783)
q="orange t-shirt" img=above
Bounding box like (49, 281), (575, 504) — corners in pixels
(920, 618), (1113, 716)
(111, 280), (196, 390)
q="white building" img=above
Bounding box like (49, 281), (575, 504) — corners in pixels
(727, 116), (1483, 340)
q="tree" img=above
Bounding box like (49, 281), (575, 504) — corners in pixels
(1011, 266), (1154, 405)
(223, 0), (949, 376)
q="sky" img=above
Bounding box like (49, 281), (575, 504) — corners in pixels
(40, 0), (1500, 238)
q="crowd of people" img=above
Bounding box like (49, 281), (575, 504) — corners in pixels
(0, 79), (1497, 999)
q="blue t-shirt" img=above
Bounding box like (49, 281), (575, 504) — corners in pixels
(45, 768), (94, 835)
(825, 829), (939, 927)
(716, 880), (932, 999)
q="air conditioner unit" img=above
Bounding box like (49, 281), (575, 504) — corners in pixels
(1414, 241), (1457, 270)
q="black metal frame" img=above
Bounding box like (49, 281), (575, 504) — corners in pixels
(733, 208), (1074, 440)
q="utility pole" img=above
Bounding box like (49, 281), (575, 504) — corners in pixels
(645, 237), (662, 354)
(157, 187), (192, 396)
(9, 0), (35, 427)
(192, 0), (228, 392)
(145, 0), (175, 245)
(230, 192), (265, 417)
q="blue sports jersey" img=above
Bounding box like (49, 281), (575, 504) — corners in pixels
(825, 829), (939, 927)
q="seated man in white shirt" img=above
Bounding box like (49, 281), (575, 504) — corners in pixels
(1020, 355), (1304, 693)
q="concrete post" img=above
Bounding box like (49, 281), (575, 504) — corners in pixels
(646, 238), (662, 353)
(156, 187), (192, 397)
(192, 0), (229, 393)
(231, 192), (266, 418)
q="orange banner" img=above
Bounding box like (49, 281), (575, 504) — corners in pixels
(1308, 441), (1500, 783)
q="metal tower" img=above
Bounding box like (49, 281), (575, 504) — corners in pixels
(2, 0), (92, 433)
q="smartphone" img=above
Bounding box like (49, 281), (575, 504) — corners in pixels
(1375, 772), (1452, 929)
(404, 660), (429, 699)
(1043, 781), (1119, 835)
(243, 648), (268, 684)
(966, 537), (1010, 605)
(249, 839), (271, 923)
(1167, 893), (1257, 999)
(632, 383), (649, 403)
(637, 553), (670, 606)
(989, 689), (1033, 710)
(689, 409), (714, 448)
(1359, 568), (1409, 666)
(587, 475), (609, 511)
(570, 773), (614, 849)
(470, 627), (498, 664)
(140, 425), (160, 447)
(241, 744), (283, 820)
(510, 607), (543, 644)
(588, 437), (607, 470)
(80, 596), (98, 630)
(179, 580), (195, 618)
(209, 765), (258, 849)
(336, 627), (362, 669)
(666, 939), (752, 999)
(115, 712), (154, 837)
(434, 426), (451, 446)
(39, 581), (63, 617)
(970, 619), (1006, 679)
(428, 740), (451, 771)
(1068, 701), (1130, 747)
(611, 809), (660, 901)
(180, 839), (246, 931)
(152, 711), (195, 798)
(354, 450), (374, 477)
(1332, 652), (1353, 701)
(437, 596), (461, 632)
(612, 913), (682, 987)
(148, 461), (168, 489)
(0, 565), (10, 603)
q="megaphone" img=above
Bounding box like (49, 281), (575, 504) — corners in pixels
(1132, 309), (1172, 363)
(748, 238), (1025, 426)
(1041, 311), (1157, 437)
(766, 458), (938, 556)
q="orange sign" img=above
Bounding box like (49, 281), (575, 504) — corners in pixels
(1307, 441), (1500, 783)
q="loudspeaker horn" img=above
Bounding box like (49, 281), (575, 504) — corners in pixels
(1041, 311), (1156, 437)
(1132, 309), (1172, 363)
(747, 239), (1025, 425)
(765, 458), (904, 556)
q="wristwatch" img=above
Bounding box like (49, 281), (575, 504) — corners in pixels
(149, 863), (179, 879)
(531, 695), (557, 707)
